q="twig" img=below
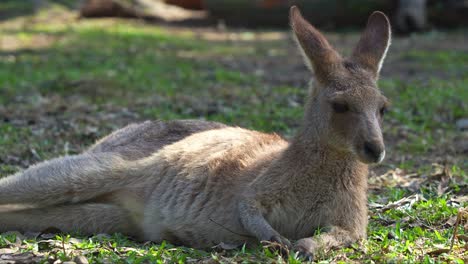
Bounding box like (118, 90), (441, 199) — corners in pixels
(61, 235), (67, 258)
(449, 209), (462, 252)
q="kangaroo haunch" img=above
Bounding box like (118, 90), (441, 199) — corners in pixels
(0, 6), (391, 258)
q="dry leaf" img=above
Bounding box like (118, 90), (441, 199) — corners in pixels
(369, 169), (421, 190)
(380, 194), (423, 212)
(437, 164), (452, 195)
(0, 252), (43, 263)
(0, 248), (18, 254)
(69, 238), (84, 245)
(445, 216), (458, 226)
(213, 242), (242, 250)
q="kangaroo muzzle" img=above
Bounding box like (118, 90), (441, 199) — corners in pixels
(362, 141), (385, 164)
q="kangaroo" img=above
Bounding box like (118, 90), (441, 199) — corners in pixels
(0, 6), (391, 259)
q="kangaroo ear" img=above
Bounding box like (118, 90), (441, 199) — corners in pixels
(289, 6), (341, 84)
(352, 11), (391, 78)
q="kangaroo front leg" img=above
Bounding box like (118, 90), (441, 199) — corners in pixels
(238, 199), (291, 248)
(294, 226), (361, 260)
(0, 153), (135, 206)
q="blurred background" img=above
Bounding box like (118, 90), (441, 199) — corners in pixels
(79, 0), (468, 32)
(0, 0), (466, 176)
(0, 0), (467, 263)
(0, 1), (466, 171)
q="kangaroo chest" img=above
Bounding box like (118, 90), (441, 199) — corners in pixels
(263, 176), (367, 240)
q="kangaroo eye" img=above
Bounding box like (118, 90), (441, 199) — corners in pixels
(380, 106), (387, 116)
(332, 102), (349, 113)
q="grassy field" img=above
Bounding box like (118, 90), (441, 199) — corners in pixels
(0, 2), (467, 263)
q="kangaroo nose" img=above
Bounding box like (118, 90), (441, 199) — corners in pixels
(364, 141), (385, 163)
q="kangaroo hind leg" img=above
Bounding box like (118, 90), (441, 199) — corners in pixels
(0, 153), (135, 206)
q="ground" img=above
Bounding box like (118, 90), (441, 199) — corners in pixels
(0, 2), (467, 264)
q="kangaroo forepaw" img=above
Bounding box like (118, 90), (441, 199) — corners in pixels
(261, 233), (291, 256)
(293, 238), (318, 262)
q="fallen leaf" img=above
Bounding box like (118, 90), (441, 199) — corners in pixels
(368, 202), (384, 209)
(0, 248), (18, 254)
(445, 216), (458, 227)
(69, 238), (83, 244)
(0, 252), (43, 263)
(213, 242), (242, 250)
(437, 164), (452, 195)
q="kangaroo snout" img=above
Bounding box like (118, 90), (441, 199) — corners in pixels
(362, 141), (385, 164)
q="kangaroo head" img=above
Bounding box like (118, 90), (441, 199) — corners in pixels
(290, 6), (391, 164)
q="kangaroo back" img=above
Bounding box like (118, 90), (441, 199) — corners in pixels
(89, 120), (227, 160)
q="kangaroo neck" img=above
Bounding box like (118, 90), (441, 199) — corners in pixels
(262, 126), (368, 188)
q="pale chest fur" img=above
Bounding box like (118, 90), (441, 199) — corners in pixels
(262, 159), (369, 240)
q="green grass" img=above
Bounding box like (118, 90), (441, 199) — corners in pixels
(402, 50), (468, 76)
(380, 77), (467, 155)
(0, 4), (466, 263)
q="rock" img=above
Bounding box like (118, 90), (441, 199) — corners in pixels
(456, 118), (468, 131)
